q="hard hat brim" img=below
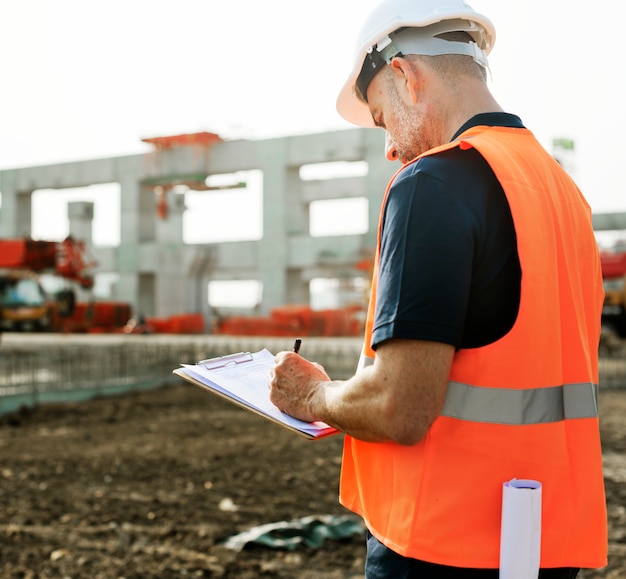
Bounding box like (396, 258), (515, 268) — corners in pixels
(336, 73), (378, 128)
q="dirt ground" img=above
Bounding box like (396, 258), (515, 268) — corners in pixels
(0, 382), (624, 578)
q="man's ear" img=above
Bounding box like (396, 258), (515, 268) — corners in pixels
(390, 57), (419, 104)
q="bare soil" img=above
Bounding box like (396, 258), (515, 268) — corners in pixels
(0, 383), (624, 578)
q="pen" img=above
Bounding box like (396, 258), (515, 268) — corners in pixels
(293, 338), (302, 354)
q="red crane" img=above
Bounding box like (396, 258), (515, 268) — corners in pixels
(0, 237), (97, 332)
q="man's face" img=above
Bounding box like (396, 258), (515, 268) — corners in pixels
(366, 64), (437, 164)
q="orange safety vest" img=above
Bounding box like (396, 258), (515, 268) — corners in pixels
(340, 125), (608, 569)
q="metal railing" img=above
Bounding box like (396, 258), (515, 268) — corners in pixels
(0, 335), (362, 416)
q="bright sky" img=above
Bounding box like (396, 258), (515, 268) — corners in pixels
(1, 0), (625, 246)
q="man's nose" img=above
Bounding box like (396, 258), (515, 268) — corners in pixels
(385, 133), (399, 162)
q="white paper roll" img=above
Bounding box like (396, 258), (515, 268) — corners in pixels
(499, 478), (542, 579)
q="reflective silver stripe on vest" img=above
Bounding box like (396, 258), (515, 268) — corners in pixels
(358, 354), (597, 424)
(442, 381), (599, 424)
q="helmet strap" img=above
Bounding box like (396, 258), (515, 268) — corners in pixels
(356, 37), (403, 102)
(356, 22), (489, 102)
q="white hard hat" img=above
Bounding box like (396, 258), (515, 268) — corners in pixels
(336, 0), (496, 127)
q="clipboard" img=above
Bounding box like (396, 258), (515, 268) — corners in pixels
(197, 351), (255, 370)
(173, 348), (339, 440)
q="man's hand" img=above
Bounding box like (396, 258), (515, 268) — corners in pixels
(269, 352), (330, 423)
(270, 339), (453, 444)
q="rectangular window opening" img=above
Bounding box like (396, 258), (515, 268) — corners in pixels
(310, 197), (368, 238)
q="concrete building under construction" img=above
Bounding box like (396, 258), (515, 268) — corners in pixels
(0, 130), (397, 324)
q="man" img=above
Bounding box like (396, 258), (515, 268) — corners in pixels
(269, 0), (608, 576)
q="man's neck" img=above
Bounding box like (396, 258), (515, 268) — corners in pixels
(443, 83), (504, 143)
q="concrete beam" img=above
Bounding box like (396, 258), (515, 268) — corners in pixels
(301, 176), (369, 202)
(593, 212), (626, 231)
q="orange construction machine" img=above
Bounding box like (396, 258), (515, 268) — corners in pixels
(0, 237), (129, 333)
(1, 237), (93, 332)
(0, 237), (95, 286)
(601, 250), (626, 339)
(214, 304), (364, 338)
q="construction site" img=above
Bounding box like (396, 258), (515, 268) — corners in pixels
(1, 129), (625, 577)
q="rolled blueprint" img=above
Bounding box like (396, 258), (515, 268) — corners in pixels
(499, 479), (542, 579)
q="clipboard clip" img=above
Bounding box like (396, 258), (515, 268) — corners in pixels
(198, 351), (254, 370)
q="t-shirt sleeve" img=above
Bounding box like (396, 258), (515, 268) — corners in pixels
(371, 161), (478, 350)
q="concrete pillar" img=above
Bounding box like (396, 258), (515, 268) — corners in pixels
(155, 189), (185, 244)
(188, 246), (216, 327)
(64, 201), (95, 303)
(117, 175), (155, 311)
(285, 166), (308, 236)
(284, 164), (310, 305)
(286, 269), (310, 304)
(120, 180), (155, 245)
(15, 191), (32, 238)
(0, 172), (33, 237)
(137, 273), (155, 319)
(67, 201), (94, 244)
(257, 139), (289, 315)
(154, 192), (187, 317)
(363, 130), (395, 249)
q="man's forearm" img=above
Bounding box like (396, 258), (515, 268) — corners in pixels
(271, 339), (454, 445)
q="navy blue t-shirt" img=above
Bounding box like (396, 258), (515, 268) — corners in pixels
(371, 113), (523, 351)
